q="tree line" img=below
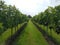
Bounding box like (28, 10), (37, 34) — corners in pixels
(0, 0), (29, 35)
(32, 5), (60, 34)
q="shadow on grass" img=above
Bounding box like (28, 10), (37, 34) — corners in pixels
(32, 22), (57, 45)
(5, 22), (27, 45)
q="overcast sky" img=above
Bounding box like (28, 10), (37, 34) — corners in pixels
(3, 0), (60, 16)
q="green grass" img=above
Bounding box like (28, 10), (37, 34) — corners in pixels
(0, 23), (2, 27)
(36, 23), (60, 45)
(0, 23), (3, 29)
(0, 23), (25, 45)
(12, 21), (48, 45)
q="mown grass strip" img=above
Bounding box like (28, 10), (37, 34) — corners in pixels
(0, 23), (25, 45)
(12, 21), (48, 45)
(35, 23), (60, 45)
(5, 22), (27, 45)
(33, 22), (56, 45)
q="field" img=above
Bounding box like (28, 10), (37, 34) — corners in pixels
(0, 0), (60, 45)
(0, 23), (25, 45)
(37, 24), (60, 45)
(12, 21), (48, 45)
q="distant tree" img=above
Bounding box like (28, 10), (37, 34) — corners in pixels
(28, 15), (32, 18)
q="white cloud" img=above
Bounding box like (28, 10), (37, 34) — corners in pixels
(11, 0), (45, 16)
(3, 0), (60, 16)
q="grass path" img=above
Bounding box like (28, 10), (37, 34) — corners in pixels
(12, 21), (49, 45)
(36, 23), (60, 45)
(0, 23), (25, 45)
